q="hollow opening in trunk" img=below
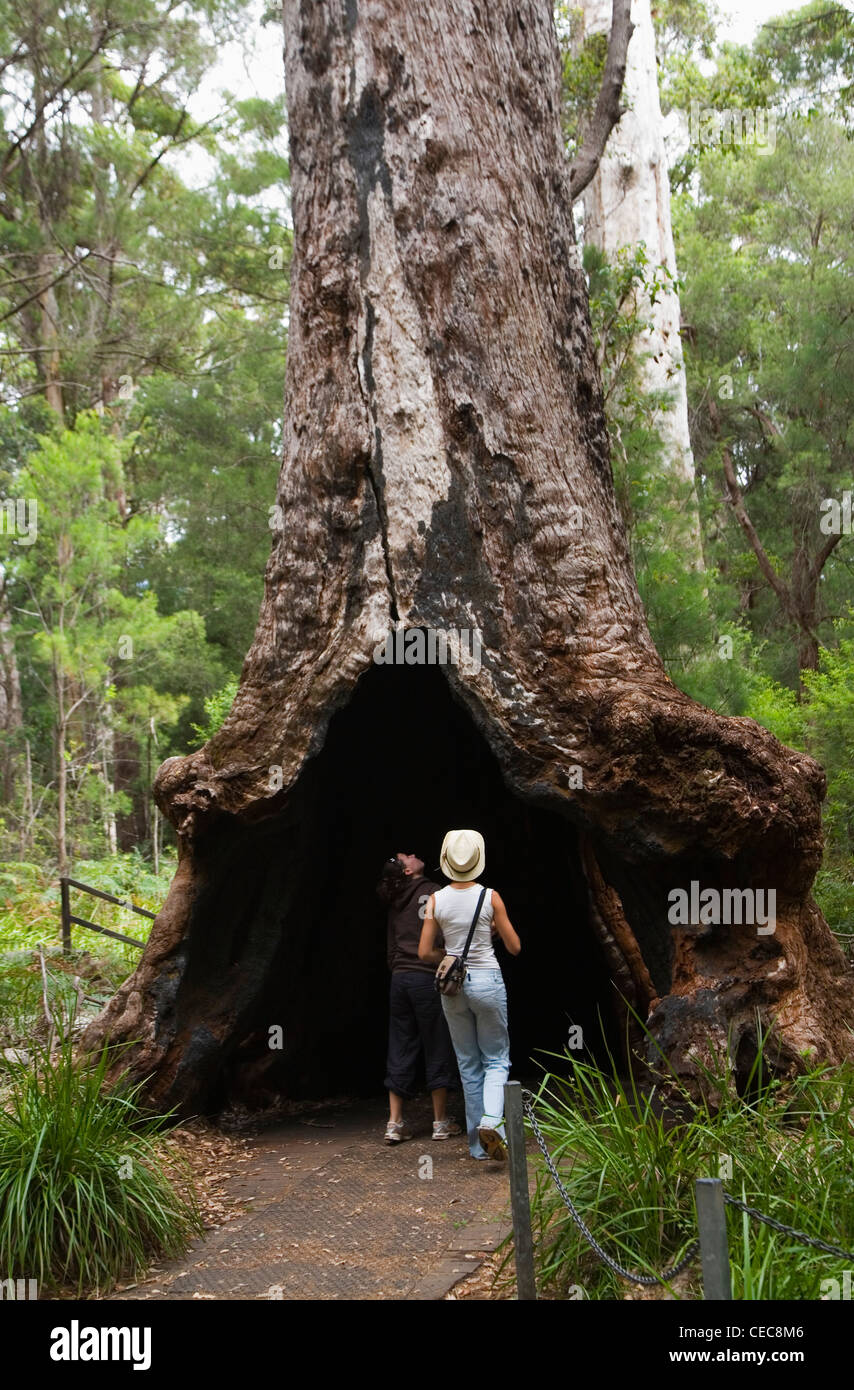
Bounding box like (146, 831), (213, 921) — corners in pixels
(178, 657), (626, 1115)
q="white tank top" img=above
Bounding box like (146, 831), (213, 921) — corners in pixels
(433, 884), (498, 969)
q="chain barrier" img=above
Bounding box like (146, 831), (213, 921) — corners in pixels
(723, 1194), (854, 1262)
(521, 1088), (854, 1286)
(521, 1089), (699, 1286)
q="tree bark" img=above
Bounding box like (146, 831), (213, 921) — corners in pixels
(569, 0), (634, 200)
(84, 0), (854, 1114)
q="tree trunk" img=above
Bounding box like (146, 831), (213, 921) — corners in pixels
(579, 0), (703, 566)
(0, 576), (23, 803)
(84, 0), (854, 1115)
(32, 40), (64, 420)
(113, 728), (143, 851)
(19, 738), (33, 857)
(55, 705), (68, 881)
(100, 705), (118, 856)
(37, 259), (64, 419)
(716, 405), (831, 679)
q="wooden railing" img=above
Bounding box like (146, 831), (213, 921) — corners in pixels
(59, 876), (154, 953)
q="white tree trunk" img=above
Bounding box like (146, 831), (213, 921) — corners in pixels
(580, 0), (702, 565)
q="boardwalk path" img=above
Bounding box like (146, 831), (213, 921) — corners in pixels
(110, 1096), (512, 1301)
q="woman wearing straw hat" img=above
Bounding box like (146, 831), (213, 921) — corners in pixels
(418, 830), (521, 1160)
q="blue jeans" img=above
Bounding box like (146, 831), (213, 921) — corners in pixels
(441, 969), (510, 1158)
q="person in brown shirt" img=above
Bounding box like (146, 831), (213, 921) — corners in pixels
(377, 852), (460, 1144)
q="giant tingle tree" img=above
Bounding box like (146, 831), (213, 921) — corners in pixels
(85, 0), (854, 1114)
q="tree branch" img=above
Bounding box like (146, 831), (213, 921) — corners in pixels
(720, 442), (793, 611)
(0, 251), (93, 324)
(1, 28), (117, 178)
(742, 403), (781, 440)
(569, 0), (635, 202)
(810, 529), (843, 584)
(126, 111), (223, 200)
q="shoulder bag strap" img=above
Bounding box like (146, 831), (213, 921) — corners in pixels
(459, 886), (488, 965)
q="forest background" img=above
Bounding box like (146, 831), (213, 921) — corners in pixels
(1, 0), (852, 970)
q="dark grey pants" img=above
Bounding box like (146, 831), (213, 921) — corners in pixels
(385, 970), (459, 1097)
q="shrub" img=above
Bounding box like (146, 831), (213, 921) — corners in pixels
(523, 1036), (854, 1300)
(0, 1034), (203, 1295)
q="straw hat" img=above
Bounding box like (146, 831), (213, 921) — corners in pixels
(440, 829), (485, 882)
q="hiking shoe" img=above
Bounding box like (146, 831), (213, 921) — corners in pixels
(432, 1118), (462, 1140)
(477, 1125), (507, 1160)
(384, 1120), (411, 1144)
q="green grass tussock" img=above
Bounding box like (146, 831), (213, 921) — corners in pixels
(0, 1033), (203, 1296)
(525, 1036), (854, 1301)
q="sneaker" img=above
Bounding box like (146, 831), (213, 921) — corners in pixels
(432, 1118), (462, 1140)
(477, 1125), (507, 1161)
(384, 1119), (411, 1144)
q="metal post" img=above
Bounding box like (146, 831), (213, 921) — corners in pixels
(504, 1080), (537, 1300)
(695, 1178), (731, 1299)
(60, 876), (71, 955)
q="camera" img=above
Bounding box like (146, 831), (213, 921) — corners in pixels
(377, 855), (406, 903)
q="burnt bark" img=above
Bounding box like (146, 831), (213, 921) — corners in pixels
(84, 0), (854, 1113)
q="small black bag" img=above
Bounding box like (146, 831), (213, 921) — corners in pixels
(434, 887), (488, 996)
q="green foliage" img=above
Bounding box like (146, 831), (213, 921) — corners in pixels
(800, 640), (854, 861)
(583, 242), (717, 686)
(0, 1034), (203, 1294)
(127, 312), (283, 680)
(190, 676), (239, 745)
(753, 1), (854, 127)
(0, 0), (286, 865)
(0, 952), (80, 1049)
(653, 0), (718, 83)
(0, 414), (219, 862)
(524, 1040), (854, 1300)
(743, 626), (854, 953)
(742, 675), (804, 749)
(0, 853), (171, 977)
(671, 625), (760, 715)
(675, 16), (854, 686)
(555, 4), (608, 156)
(0, 845), (191, 1297)
(813, 867), (854, 959)
(0, 0), (250, 418)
